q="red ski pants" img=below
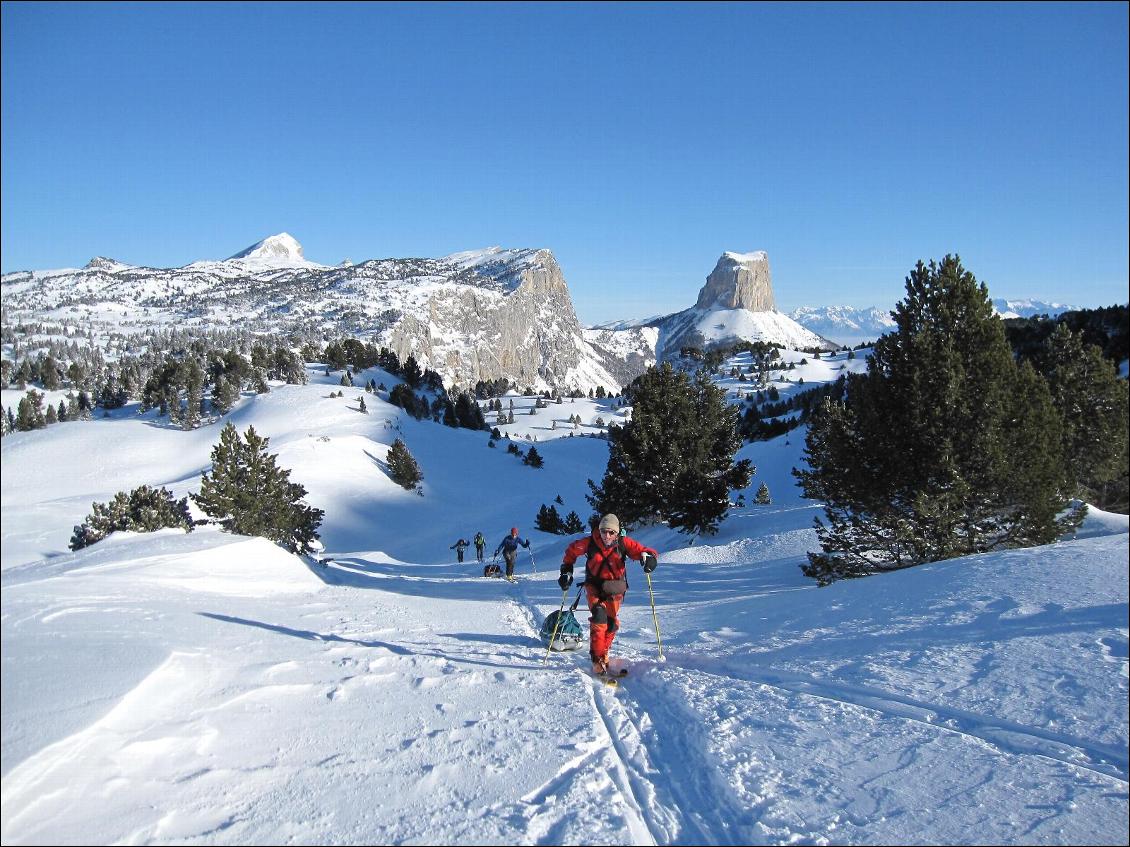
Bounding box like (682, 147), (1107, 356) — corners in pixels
(585, 585), (624, 661)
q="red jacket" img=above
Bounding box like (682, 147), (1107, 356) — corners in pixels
(561, 530), (658, 584)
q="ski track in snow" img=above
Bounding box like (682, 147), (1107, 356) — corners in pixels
(499, 569), (1130, 846)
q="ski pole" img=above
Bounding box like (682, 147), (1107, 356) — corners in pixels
(529, 547), (537, 574)
(645, 570), (664, 661)
(542, 587), (569, 665)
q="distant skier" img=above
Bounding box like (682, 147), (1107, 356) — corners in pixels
(558, 513), (658, 677)
(493, 527), (530, 580)
(449, 538), (470, 563)
(474, 531), (486, 563)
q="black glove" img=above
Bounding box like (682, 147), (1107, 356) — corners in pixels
(558, 570), (573, 590)
(642, 553), (657, 573)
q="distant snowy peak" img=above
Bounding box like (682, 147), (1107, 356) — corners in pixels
(788, 300), (1083, 347)
(226, 233), (314, 266)
(991, 298), (1078, 319)
(788, 305), (895, 346)
(83, 256), (128, 272)
(441, 245), (554, 278)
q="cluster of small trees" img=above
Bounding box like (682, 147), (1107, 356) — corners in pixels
(2, 326), (308, 434)
(70, 485), (194, 550)
(738, 377), (847, 441)
(69, 423), (324, 555)
(534, 503), (585, 535)
(796, 256), (1127, 585)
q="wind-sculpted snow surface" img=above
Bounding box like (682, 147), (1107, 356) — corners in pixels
(1, 366), (1127, 844)
(3, 525), (1126, 844)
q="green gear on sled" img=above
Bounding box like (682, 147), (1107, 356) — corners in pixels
(539, 609), (584, 651)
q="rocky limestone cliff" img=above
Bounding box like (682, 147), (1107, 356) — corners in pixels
(385, 248), (620, 392)
(696, 251), (775, 311)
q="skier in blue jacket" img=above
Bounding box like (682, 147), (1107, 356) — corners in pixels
(493, 527), (530, 580)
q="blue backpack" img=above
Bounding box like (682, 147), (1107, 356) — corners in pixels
(540, 608), (584, 651)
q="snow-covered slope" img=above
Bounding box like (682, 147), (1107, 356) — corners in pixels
(2, 358), (1126, 845)
(654, 305), (837, 357)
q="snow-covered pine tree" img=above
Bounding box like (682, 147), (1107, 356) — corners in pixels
(755, 483), (771, 504)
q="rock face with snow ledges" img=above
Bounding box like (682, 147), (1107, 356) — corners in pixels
(0, 236), (626, 394)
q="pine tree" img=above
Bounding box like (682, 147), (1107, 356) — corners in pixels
(755, 483), (771, 505)
(524, 446), (544, 468)
(193, 423), (324, 553)
(562, 510), (585, 534)
(589, 362), (752, 537)
(1037, 323), (1129, 512)
(795, 256), (1082, 584)
(16, 390), (46, 431)
(70, 485), (194, 551)
(402, 355), (423, 389)
(535, 503), (565, 533)
(387, 437), (423, 490)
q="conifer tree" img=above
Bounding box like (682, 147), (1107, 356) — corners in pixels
(193, 423), (324, 553)
(524, 446), (544, 468)
(1037, 323), (1129, 512)
(755, 483), (771, 505)
(535, 503), (565, 534)
(589, 362), (752, 537)
(795, 256), (1082, 584)
(16, 390), (46, 431)
(402, 355), (423, 389)
(387, 437), (423, 490)
(70, 485), (194, 550)
(562, 510), (585, 534)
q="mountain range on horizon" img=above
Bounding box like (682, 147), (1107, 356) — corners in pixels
(1, 234), (1084, 390)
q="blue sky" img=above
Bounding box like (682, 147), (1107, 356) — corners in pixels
(2, 2), (1127, 324)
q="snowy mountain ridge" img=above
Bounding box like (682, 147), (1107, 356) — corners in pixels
(784, 299), (1084, 348)
(1, 237), (630, 394)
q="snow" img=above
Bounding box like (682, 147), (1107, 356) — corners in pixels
(224, 232), (325, 269)
(2, 359), (1127, 845)
(663, 306), (834, 352)
(722, 250), (769, 264)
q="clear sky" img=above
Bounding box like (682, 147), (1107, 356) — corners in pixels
(2, 2), (1127, 325)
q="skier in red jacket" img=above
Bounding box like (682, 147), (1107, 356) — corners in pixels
(558, 513), (658, 676)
